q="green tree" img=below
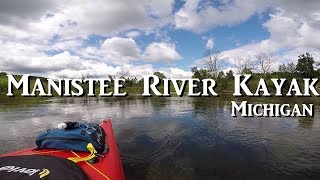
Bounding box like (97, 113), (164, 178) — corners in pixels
(191, 67), (213, 79)
(278, 62), (296, 73)
(217, 71), (225, 78)
(153, 71), (166, 80)
(226, 70), (234, 79)
(0, 72), (7, 76)
(191, 67), (213, 93)
(241, 67), (253, 74)
(296, 53), (315, 77)
(125, 78), (135, 87)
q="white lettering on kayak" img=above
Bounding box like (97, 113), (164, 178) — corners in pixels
(0, 165), (41, 176)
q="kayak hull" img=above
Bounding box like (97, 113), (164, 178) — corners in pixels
(1, 119), (125, 180)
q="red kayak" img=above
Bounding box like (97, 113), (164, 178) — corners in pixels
(0, 119), (125, 180)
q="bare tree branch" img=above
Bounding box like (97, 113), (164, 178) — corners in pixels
(119, 67), (129, 78)
(254, 52), (276, 74)
(201, 49), (224, 79)
(233, 56), (252, 74)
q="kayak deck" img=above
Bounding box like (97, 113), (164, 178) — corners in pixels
(1, 119), (124, 180)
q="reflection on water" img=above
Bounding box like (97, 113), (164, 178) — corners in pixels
(0, 96), (320, 179)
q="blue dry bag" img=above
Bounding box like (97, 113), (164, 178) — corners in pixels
(36, 122), (106, 153)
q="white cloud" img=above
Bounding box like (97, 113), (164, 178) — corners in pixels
(102, 37), (140, 58)
(56, 0), (175, 37)
(125, 31), (141, 38)
(206, 38), (214, 49)
(142, 42), (182, 62)
(166, 67), (193, 78)
(263, 10), (320, 49)
(263, 13), (300, 47)
(217, 3), (320, 72)
(0, 0), (183, 67)
(174, 0), (320, 34)
(47, 63), (154, 79)
(0, 0), (62, 26)
(222, 40), (277, 60)
(48, 64), (193, 80)
(0, 39), (187, 79)
(1, 0), (320, 79)
(0, 0), (175, 43)
(99, 37), (141, 63)
(47, 39), (84, 51)
(78, 38), (182, 64)
(0, 40), (83, 74)
(175, 0), (268, 33)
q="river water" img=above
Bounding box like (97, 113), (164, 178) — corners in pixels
(0, 96), (320, 179)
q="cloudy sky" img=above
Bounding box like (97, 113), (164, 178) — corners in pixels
(0, 0), (320, 79)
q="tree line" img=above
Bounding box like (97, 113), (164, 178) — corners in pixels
(190, 51), (320, 93)
(193, 50), (319, 79)
(0, 51), (319, 96)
